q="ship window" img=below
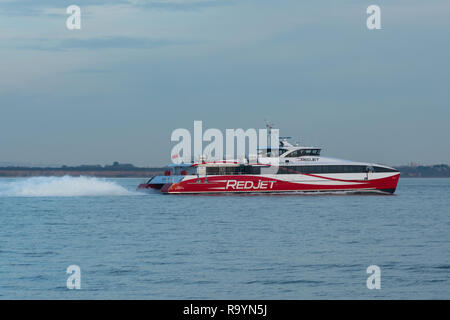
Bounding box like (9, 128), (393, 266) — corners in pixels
(206, 167), (219, 175)
(250, 166), (261, 174)
(276, 165), (386, 174)
(284, 149), (321, 157)
(293, 166), (303, 174)
(357, 165), (371, 173)
(374, 166), (398, 173)
(206, 165), (264, 175)
(285, 150), (301, 157)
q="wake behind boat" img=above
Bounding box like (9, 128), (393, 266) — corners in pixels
(138, 127), (400, 195)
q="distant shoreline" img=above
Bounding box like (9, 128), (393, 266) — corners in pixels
(0, 168), (166, 178)
(0, 163), (449, 178)
(0, 170), (165, 178)
(0, 162), (166, 178)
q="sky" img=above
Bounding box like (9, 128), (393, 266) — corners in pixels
(0, 0), (449, 167)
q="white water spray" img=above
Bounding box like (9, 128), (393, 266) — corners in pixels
(0, 176), (137, 197)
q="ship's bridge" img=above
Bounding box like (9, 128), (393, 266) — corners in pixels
(282, 147), (321, 157)
(258, 136), (321, 158)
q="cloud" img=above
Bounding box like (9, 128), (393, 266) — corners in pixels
(9, 36), (199, 51)
(129, 0), (236, 11)
(0, 0), (235, 16)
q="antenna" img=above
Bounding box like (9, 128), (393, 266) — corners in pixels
(264, 119), (274, 133)
(264, 119), (274, 149)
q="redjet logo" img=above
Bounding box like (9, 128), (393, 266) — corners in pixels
(226, 180), (275, 190)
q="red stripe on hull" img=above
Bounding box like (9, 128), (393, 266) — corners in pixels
(161, 174), (400, 194)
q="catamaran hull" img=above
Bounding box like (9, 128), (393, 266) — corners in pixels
(143, 173), (400, 194)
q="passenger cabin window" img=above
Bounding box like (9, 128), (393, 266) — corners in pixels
(277, 165), (398, 174)
(285, 149), (321, 157)
(285, 150), (302, 157)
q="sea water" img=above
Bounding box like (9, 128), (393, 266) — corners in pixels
(0, 177), (449, 299)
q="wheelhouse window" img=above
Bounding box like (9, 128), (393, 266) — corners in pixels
(285, 149), (321, 157)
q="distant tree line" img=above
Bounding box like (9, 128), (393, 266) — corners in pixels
(0, 163), (449, 177)
(398, 164), (450, 177)
(0, 162), (168, 172)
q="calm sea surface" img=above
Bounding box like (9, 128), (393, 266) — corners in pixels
(0, 177), (449, 299)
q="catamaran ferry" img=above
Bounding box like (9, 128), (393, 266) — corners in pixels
(138, 129), (400, 195)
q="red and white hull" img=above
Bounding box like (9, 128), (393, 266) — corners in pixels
(140, 172), (400, 194)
